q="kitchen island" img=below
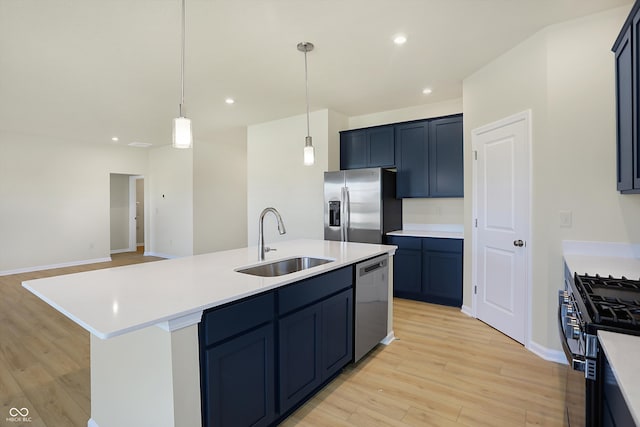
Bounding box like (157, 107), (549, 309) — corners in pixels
(22, 239), (395, 427)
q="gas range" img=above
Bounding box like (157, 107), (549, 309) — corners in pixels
(560, 270), (640, 426)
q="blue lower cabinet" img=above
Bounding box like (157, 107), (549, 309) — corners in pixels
(202, 324), (276, 427)
(321, 289), (353, 381)
(278, 304), (322, 414)
(388, 235), (463, 307)
(199, 267), (354, 427)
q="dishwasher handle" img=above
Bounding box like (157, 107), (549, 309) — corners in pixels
(359, 258), (387, 276)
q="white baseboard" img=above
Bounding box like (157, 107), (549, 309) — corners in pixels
(380, 330), (395, 345)
(0, 257), (112, 277)
(110, 248), (134, 255)
(144, 251), (177, 259)
(87, 418), (100, 427)
(460, 305), (473, 317)
(527, 340), (568, 365)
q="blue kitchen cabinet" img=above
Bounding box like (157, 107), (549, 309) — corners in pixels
(278, 303), (322, 414)
(200, 266), (354, 427)
(613, 2), (640, 193)
(387, 235), (463, 307)
(395, 114), (463, 198)
(199, 293), (276, 427)
(428, 116), (464, 197)
(340, 125), (395, 169)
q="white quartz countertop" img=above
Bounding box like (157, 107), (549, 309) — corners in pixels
(562, 240), (640, 279)
(23, 239), (396, 340)
(387, 223), (464, 239)
(598, 330), (640, 426)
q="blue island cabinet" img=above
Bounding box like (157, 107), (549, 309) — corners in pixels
(387, 235), (463, 307)
(199, 266), (354, 427)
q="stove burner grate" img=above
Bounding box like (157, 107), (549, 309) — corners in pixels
(575, 274), (640, 329)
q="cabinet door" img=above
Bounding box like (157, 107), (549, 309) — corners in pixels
(634, 11), (640, 190)
(321, 289), (353, 380)
(393, 248), (422, 296)
(615, 26), (634, 192)
(203, 324), (275, 427)
(340, 130), (368, 169)
(429, 115), (463, 197)
(422, 239), (463, 307)
(278, 304), (322, 414)
(368, 126), (395, 167)
(395, 121), (429, 197)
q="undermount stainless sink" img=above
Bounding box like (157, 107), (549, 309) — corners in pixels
(235, 256), (334, 277)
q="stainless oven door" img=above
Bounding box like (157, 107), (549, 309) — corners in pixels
(558, 304), (586, 427)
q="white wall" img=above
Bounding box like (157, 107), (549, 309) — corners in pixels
(0, 131), (148, 273)
(247, 109), (345, 249)
(147, 146), (194, 258)
(110, 174), (130, 252)
(347, 98), (465, 226)
(463, 5), (640, 352)
(193, 127), (248, 255)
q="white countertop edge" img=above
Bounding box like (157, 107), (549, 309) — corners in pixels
(562, 240), (640, 258)
(387, 230), (463, 239)
(598, 330), (640, 426)
(402, 223), (464, 233)
(24, 242), (397, 340)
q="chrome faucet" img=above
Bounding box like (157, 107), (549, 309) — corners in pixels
(258, 207), (287, 261)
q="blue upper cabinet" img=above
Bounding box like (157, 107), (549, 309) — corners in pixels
(395, 114), (464, 198)
(395, 121), (429, 198)
(340, 125), (394, 169)
(613, 1), (640, 193)
(428, 116), (464, 197)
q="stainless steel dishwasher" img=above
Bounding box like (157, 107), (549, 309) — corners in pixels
(354, 254), (389, 362)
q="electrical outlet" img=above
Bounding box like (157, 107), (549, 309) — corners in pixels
(559, 211), (572, 228)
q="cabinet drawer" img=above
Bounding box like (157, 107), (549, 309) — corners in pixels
(422, 238), (462, 253)
(278, 267), (353, 316)
(202, 292), (275, 346)
(386, 235), (421, 250)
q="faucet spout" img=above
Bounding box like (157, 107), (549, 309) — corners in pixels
(258, 207), (287, 261)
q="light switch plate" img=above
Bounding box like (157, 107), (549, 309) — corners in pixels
(559, 210), (572, 228)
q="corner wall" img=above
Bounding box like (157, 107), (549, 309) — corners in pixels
(246, 109), (345, 248)
(193, 127), (248, 255)
(0, 132), (148, 273)
(463, 5), (639, 352)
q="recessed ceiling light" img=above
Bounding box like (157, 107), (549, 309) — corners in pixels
(111, 136), (119, 142)
(422, 88), (433, 95)
(128, 142), (153, 148)
(393, 34), (407, 45)
(225, 98), (235, 105)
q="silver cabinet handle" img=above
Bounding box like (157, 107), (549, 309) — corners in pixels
(514, 240), (524, 247)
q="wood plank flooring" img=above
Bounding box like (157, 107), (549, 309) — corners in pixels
(1, 253), (567, 426)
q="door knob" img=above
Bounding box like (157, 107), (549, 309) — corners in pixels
(513, 240), (524, 247)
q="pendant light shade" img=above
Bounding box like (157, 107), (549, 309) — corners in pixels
(298, 42), (314, 166)
(173, 116), (192, 148)
(172, 0), (192, 149)
(303, 136), (315, 166)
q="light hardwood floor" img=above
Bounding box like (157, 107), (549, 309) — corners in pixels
(1, 253), (567, 426)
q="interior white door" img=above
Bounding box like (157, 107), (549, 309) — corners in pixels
(473, 111), (530, 344)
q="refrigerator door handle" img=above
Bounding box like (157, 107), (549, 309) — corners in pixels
(340, 187), (346, 241)
(344, 186), (350, 242)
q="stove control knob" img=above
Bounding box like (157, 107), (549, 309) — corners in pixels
(571, 325), (581, 340)
(558, 290), (569, 305)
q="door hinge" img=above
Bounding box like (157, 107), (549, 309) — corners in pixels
(474, 218), (478, 228)
(474, 285), (477, 295)
(474, 150), (478, 160)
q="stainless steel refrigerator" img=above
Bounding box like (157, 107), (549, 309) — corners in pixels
(324, 168), (402, 244)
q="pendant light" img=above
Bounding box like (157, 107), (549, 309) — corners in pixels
(172, 0), (192, 149)
(297, 42), (314, 166)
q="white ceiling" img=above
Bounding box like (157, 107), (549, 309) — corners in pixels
(0, 0), (631, 147)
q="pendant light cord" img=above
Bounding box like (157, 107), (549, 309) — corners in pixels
(304, 50), (310, 138)
(179, 0), (186, 117)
